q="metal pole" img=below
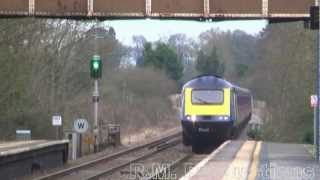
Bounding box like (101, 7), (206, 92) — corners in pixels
(56, 127), (58, 140)
(72, 133), (77, 160)
(93, 79), (99, 152)
(316, 1), (320, 161)
(79, 134), (82, 157)
(314, 106), (317, 158)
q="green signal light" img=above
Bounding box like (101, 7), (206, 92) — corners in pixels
(90, 55), (102, 79)
(93, 61), (99, 69)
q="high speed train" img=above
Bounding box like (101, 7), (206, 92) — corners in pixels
(180, 75), (253, 151)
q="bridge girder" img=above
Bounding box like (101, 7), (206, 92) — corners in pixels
(0, 0), (316, 20)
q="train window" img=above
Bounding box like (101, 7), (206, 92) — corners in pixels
(191, 90), (224, 104)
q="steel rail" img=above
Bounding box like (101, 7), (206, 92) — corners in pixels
(143, 154), (192, 180)
(87, 138), (182, 180)
(35, 130), (181, 180)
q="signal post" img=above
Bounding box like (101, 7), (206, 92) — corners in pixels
(90, 55), (102, 152)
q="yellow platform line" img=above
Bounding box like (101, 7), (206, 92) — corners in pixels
(248, 141), (262, 180)
(180, 140), (231, 180)
(222, 141), (257, 180)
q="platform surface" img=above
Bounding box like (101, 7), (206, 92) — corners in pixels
(0, 140), (68, 157)
(181, 141), (320, 180)
(257, 142), (320, 180)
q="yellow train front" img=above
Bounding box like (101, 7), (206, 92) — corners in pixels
(180, 75), (252, 150)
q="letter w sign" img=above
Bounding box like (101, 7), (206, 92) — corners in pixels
(74, 119), (89, 134)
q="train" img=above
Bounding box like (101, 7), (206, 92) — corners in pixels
(180, 75), (253, 151)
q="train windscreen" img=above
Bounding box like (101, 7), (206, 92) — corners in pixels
(191, 90), (223, 104)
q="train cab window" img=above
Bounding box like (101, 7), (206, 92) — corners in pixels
(191, 90), (224, 104)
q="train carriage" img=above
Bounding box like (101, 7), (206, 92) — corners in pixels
(180, 75), (252, 151)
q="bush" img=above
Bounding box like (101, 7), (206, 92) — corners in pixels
(99, 67), (180, 140)
(303, 130), (313, 144)
(247, 126), (262, 140)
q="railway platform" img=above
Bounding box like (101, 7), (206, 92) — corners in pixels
(181, 140), (320, 180)
(0, 140), (69, 179)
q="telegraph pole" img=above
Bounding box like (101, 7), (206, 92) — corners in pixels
(90, 55), (102, 152)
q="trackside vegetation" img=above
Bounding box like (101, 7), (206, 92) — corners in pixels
(0, 19), (315, 144)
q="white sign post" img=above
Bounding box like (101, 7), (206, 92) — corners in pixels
(52, 115), (62, 140)
(74, 118), (89, 157)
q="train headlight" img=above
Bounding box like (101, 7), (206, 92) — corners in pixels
(191, 115), (197, 122)
(217, 116), (229, 121)
(185, 115), (197, 122)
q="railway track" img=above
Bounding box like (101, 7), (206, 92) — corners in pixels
(143, 154), (192, 180)
(35, 131), (181, 180)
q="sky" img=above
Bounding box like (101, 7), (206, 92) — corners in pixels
(104, 20), (267, 46)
